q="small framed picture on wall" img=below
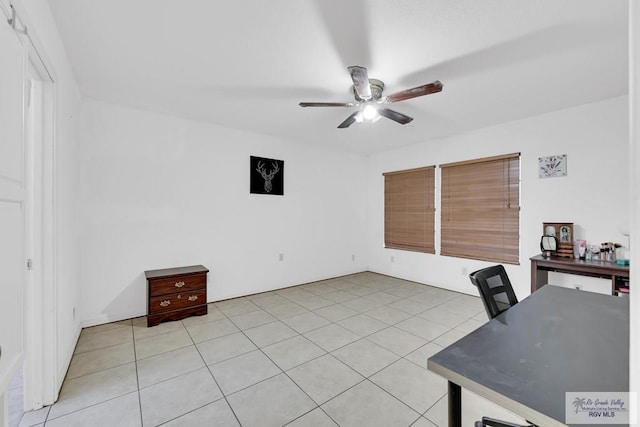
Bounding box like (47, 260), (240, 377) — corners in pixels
(250, 156), (284, 195)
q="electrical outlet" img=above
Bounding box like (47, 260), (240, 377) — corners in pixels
(72, 307), (76, 319)
(391, 256), (395, 263)
(462, 267), (468, 276)
(279, 253), (284, 262)
(352, 254), (355, 261)
(574, 285), (582, 290)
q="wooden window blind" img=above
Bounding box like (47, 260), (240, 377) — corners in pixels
(384, 166), (435, 253)
(440, 153), (520, 264)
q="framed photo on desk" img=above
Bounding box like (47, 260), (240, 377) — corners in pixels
(542, 222), (573, 258)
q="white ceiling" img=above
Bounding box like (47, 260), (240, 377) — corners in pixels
(48, 0), (629, 154)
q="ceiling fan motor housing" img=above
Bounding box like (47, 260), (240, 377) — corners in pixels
(353, 78), (384, 101)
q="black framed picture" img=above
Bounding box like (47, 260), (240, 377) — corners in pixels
(250, 156), (284, 195)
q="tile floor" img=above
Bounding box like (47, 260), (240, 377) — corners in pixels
(19, 272), (526, 427)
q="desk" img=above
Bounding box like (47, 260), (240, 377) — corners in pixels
(530, 254), (629, 295)
(427, 286), (629, 427)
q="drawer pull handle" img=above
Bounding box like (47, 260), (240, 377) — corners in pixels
(174, 281), (185, 288)
(188, 295), (198, 301)
(160, 300), (171, 307)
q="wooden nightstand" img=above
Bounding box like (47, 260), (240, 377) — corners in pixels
(145, 265), (209, 327)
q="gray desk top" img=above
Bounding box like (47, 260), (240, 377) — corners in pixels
(428, 286), (629, 427)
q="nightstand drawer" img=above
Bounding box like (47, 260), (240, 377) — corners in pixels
(149, 289), (206, 315)
(148, 273), (206, 297)
(145, 265), (209, 327)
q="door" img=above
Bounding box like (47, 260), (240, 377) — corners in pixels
(0, 1), (26, 419)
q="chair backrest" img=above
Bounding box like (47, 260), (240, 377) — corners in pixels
(469, 265), (519, 319)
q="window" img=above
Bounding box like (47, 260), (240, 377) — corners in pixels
(383, 166), (435, 253)
(440, 153), (520, 264)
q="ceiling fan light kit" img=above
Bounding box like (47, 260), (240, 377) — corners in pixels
(299, 65), (443, 129)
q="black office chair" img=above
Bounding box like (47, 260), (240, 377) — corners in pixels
(475, 416), (535, 427)
(470, 267), (536, 427)
(469, 264), (519, 320)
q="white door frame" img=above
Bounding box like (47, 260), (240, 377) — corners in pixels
(24, 34), (58, 410)
(1, 0), (59, 410)
(24, 61), (57, 409)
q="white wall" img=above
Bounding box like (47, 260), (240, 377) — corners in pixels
(366, 96), (629, 300)
(78, 99), (368, 326)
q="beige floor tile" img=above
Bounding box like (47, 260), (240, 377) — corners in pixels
(341, 297), (384, 313)
(314, 304), (359, 322)
(384, 286), (424, 299)
(370, 359), (447, 413)
(44, 392), (140, 427)
(80, 319), (132, 335)
(135, 328), (193, 359)
(323, 290), (359, 303)
(321, 380), (420, 427)
(366, 326), (427, 356)
(249, 292), (290, 308)
(136, 345), (205, 388)
(262, 335), (326, 371)
(417, 305), (468, 328)
(331, 338), (399, 377)
(455, 318), (486, 334)
(162, 398), (240, 426)
(438, 300), (485, 317)
(48, 363), (138, 420)
(364, 305), (413, 325)
(411, 417), (439, 427)
(362, 291), (402, 305)
(285, 408), (338, 426)
(243, 321), (297, 347)
(282, 311), (331, 334)
(184, 317), (238, 343)
(133, 319), (186, 341)
(228, 309), (277, 330)
(227, 374), (316, 427)
(18, 406), (49, 427)
(395, 316), (450, 341)
(66, 342), (135, 379)
(74, 327), (133, 354)
(210, 350), (281, 395)
(405, 342), (444, 370)
(387, 299), (432, 315)
(264, 301), (309, 319)
(196, 332), (257, 365)
(215, 298), (261, 317)
(180, 306), (226, 327)
(139, 367), (222, 426)
(287, 354), (363, 404)
(303, 323), (360, 352)
(337, 314), (388, 337)
(295, 295), (333, 310)
(432, 328), (469, 348)
(424, 388), (527, 427)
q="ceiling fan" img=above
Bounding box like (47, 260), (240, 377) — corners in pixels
(299, 66), (443, 128)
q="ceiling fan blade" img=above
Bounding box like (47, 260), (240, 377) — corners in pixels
(299, 102), (355, 107)
(378, 108), (413, 125)
(386, 80), (443, 103)
(348, 66), (372, 100)
(337, 111), (360, 129)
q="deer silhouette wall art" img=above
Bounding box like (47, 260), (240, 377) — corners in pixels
(250, 156), (284, 195)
